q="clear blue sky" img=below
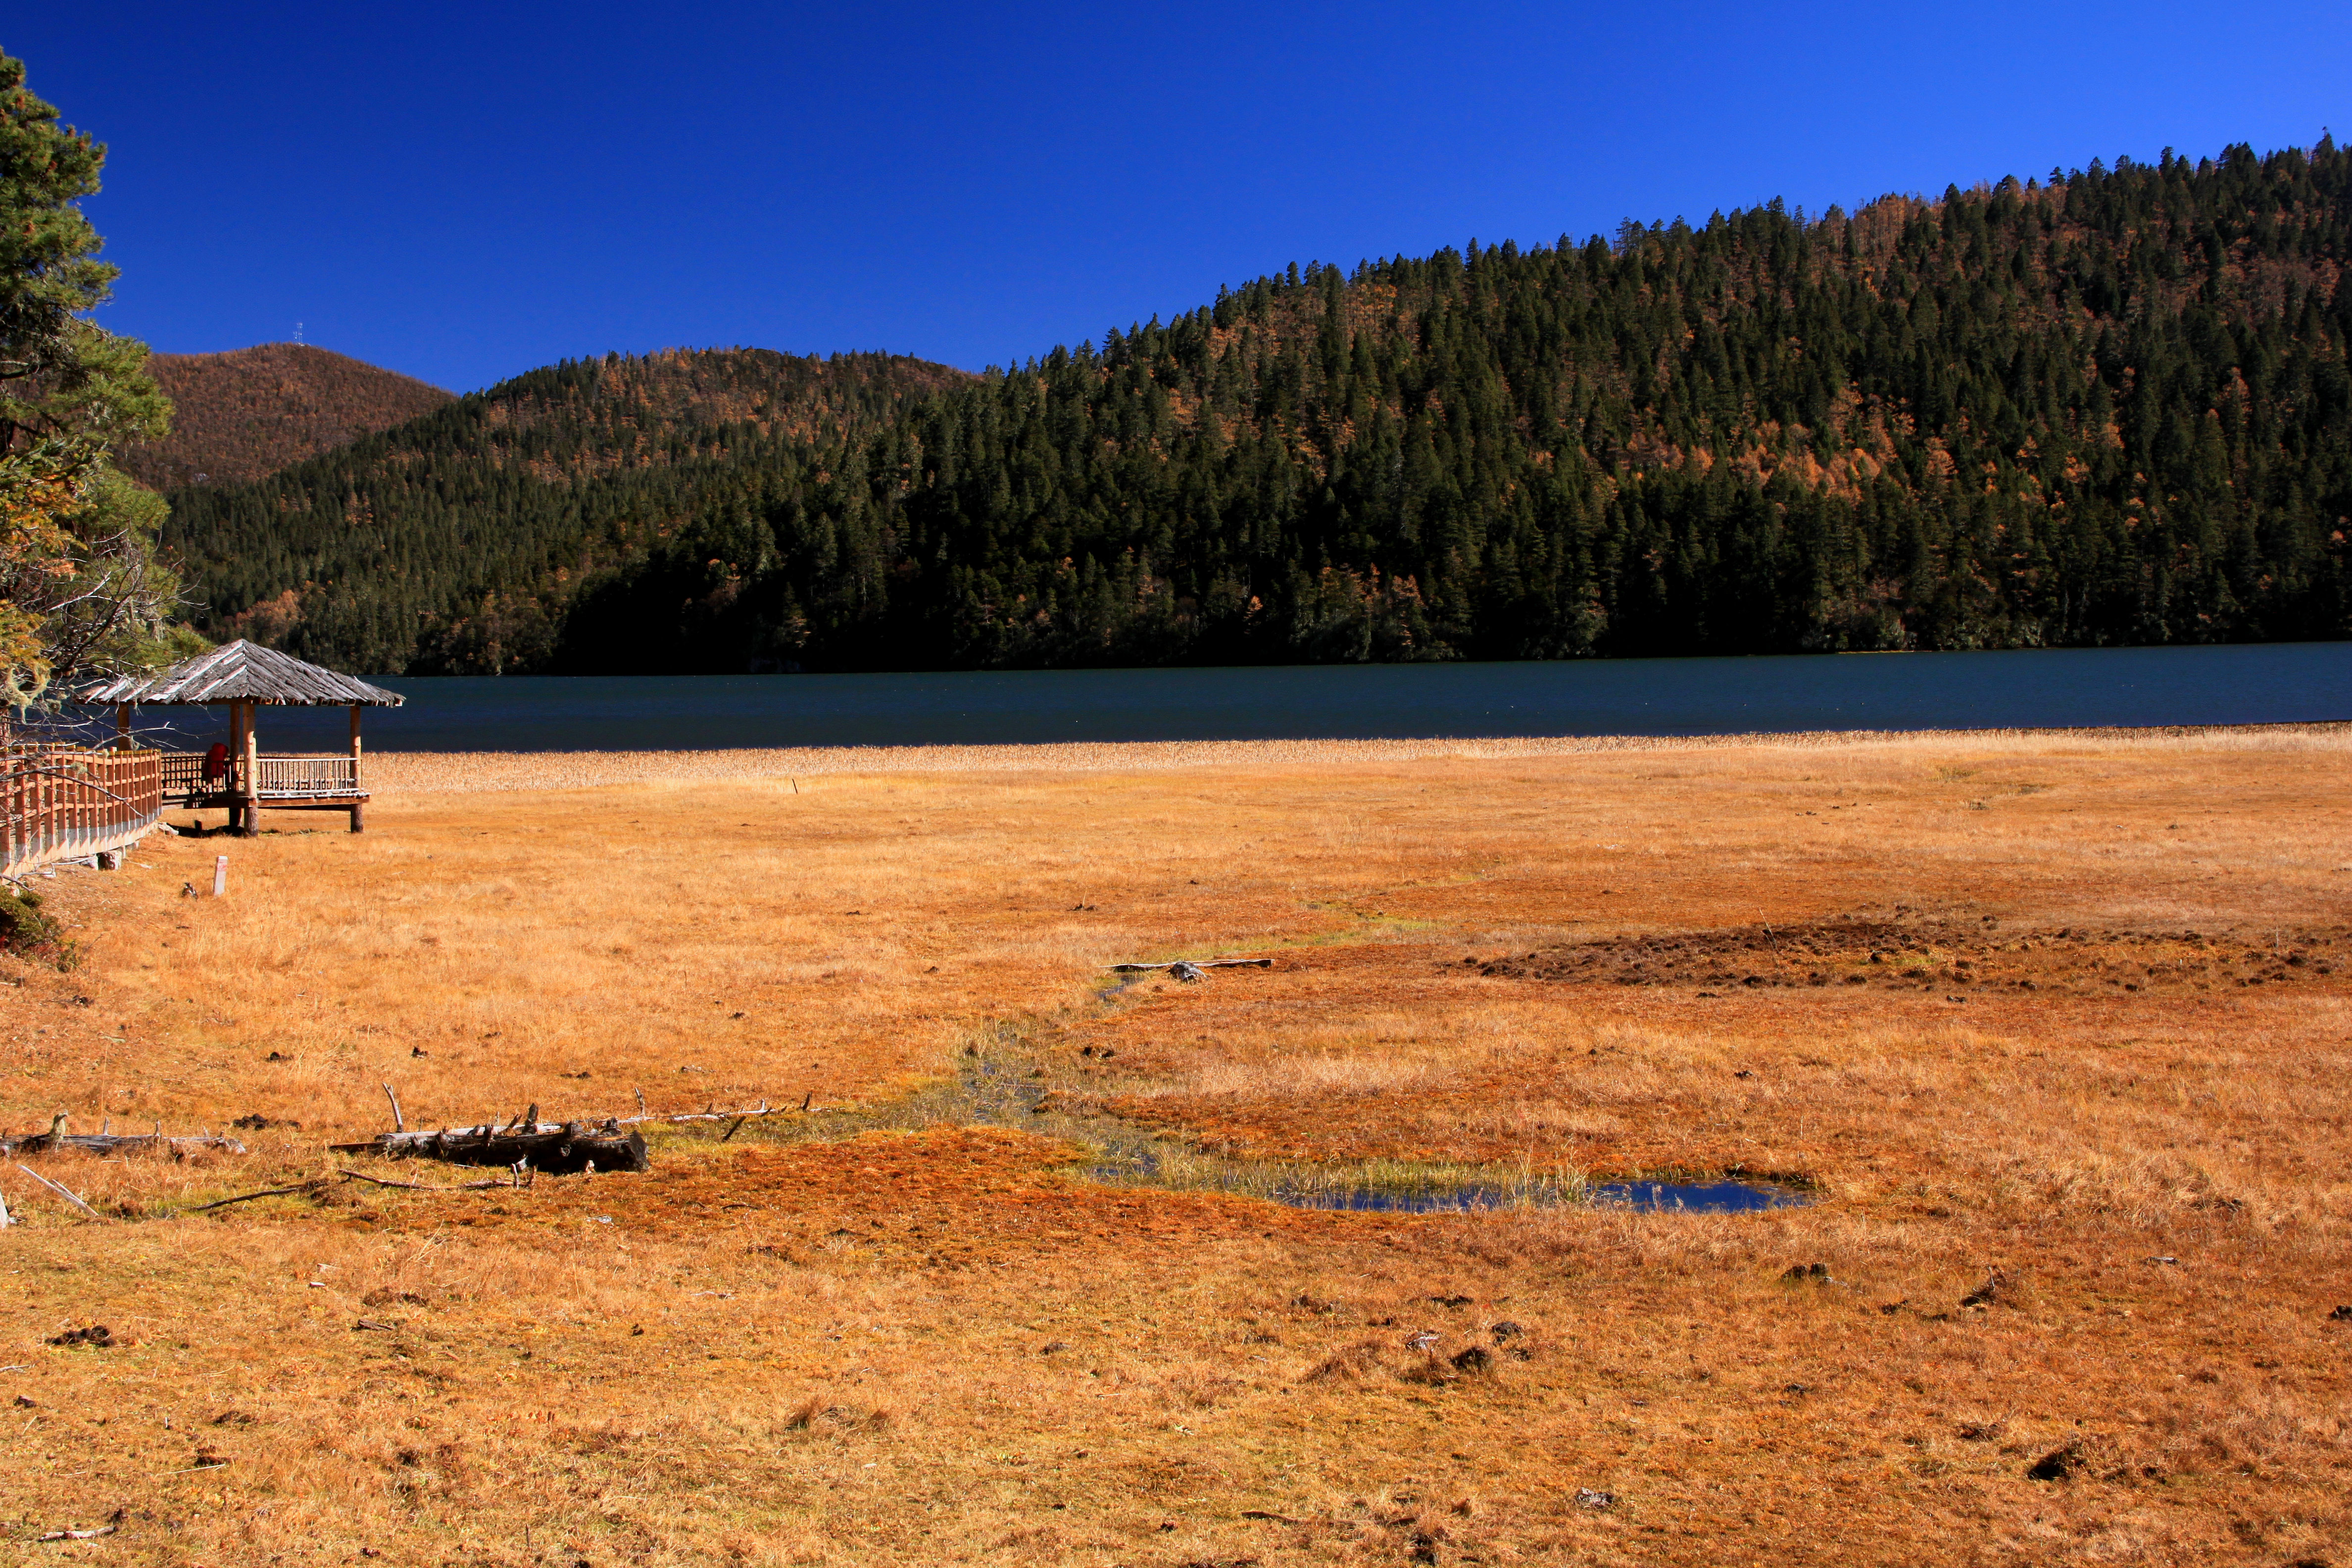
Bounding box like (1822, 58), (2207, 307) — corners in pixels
(14, 1), (2350, 393)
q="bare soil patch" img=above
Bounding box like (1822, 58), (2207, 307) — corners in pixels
(1470, 916), (2352, 996)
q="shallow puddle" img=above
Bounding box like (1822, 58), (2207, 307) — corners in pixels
(1237, 1179), (1806, 1214)
(1588, 1179), (1809, 1213)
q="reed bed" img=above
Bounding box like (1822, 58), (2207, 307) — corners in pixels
(367, 719), (2352, 793)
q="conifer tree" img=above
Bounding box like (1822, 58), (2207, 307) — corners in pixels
(0, 47), (178, 714)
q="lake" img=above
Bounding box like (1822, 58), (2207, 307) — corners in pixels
(106, 642), (2352, 752)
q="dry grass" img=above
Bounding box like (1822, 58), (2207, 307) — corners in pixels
(2, 726), (2349, 1565)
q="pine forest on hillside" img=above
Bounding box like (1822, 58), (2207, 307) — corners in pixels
(163, 142), (2352, 675)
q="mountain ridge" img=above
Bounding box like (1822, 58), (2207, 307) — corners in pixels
(161, 141), (2352, 674)
(118, 343), (456, 490)
(161, 346), (978, 670)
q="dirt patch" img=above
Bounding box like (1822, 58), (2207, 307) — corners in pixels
(1466, 917), (2350, 997)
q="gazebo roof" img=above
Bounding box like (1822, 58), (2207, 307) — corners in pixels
(80, 639), (406, 708)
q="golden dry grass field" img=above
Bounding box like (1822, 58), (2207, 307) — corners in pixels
(3, 727), (2350, 1567)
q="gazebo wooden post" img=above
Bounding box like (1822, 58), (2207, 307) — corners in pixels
(225, 701), (245, 833)
(241, 701), (261, 835)
(347, 704), (365, 833)
(114, 703), (132, 750)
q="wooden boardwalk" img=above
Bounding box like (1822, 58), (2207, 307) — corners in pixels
(1, 747), (164, 879)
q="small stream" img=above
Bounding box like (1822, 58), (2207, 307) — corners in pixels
(794, 1048), (1810, 1217)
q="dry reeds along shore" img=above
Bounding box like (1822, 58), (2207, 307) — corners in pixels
(1, 724), (2349, 1566)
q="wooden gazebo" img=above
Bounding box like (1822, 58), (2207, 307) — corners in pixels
(80, 640), (404, 834)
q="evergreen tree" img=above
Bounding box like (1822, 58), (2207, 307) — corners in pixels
(0, 47), (177, 713)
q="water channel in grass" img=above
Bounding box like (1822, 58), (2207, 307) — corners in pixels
(786, 1047), (1810, 1217)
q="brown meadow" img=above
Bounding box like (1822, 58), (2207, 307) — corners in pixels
(2, 726), (2349, 1566)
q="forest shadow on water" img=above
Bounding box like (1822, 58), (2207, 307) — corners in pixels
(80, 640), (2352, 754)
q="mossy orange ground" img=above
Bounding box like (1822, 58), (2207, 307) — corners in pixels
(1, 728), (2348, 1566)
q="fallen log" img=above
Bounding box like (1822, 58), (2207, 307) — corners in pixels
(330, 1119), (647, 1175)
(327, 1093), (809, 1176)
(23, 1132), (248, 1158)
(0, 1113), (245, 1159)
(1108, 956), (1274, 981)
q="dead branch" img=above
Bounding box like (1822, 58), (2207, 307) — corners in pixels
(188, 1181), (325, 1213)
(1108, 957), (1274, 973)
(12, 1163), (104, 1221)
(336, 1168), (516, 1192)
(615, 1100), (793, 1128)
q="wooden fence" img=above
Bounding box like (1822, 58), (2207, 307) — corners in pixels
(1, 746), (164, 880)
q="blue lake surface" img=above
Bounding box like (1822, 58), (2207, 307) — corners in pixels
(101, 642), (2352, 752)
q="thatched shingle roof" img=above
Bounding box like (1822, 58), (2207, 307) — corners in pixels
(80, 640), (405, 707)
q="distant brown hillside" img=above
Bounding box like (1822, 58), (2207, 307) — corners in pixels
(117, 343), (454, 489)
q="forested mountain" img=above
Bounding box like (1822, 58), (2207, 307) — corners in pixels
(118, 343), (454, 490)
(163, 348), (976, 671)
(167, 142), (2352, 675)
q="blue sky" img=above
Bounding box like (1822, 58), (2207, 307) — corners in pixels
(14, 1), (2351, 392)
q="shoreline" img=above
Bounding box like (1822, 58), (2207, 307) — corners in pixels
(361, 718), (2352, 793)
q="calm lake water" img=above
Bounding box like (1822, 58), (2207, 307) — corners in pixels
(113, 642), (2352, 752)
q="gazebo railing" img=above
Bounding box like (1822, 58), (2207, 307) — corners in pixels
(2, 745), (164, 879)
(256, 754), (360, 798)
(158, 751), (210, 797)
(157, 750), (363, 802)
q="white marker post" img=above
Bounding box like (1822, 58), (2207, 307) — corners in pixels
(212, 856), (229, 898)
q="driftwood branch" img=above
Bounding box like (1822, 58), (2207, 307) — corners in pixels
(13, 1163), (104, 1221)
(36, 1525), (118, 1542)
(382, 1082), (405, 1133)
